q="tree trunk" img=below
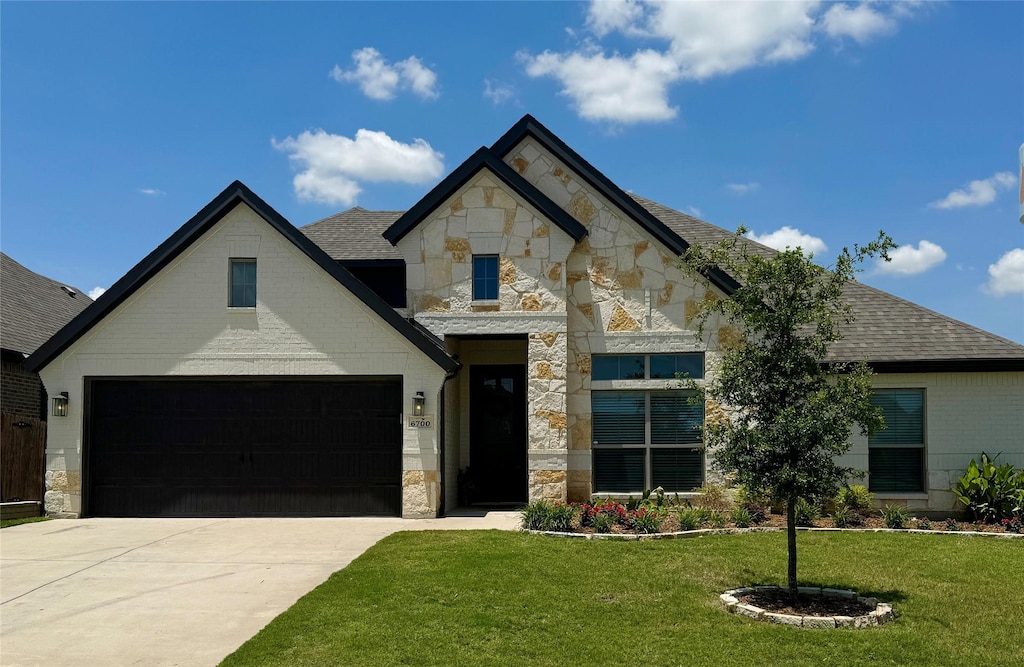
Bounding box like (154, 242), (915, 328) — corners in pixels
(787, 497), (798, 599)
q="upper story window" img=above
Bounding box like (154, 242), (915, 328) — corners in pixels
(868, 389), (925, 493)
(592, 353), (704, 381)
(230, 259), (256, 308)
(472, 255), (499, 301)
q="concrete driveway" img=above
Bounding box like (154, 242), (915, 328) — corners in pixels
(0, 513), (520, 666)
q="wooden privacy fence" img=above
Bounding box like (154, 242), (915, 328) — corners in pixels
(1, 413), (46, 502)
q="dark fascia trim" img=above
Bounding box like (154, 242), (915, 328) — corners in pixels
(491, 114), (740, 295)
(868, 358), (1024, 374)
(383, 147), (587, 246)
(1, 347), (29, 363)
(26, 181), (459, 375)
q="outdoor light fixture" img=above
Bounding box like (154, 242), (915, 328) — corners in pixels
(52, 392), (69, 417)
(413, 391), (425, 417)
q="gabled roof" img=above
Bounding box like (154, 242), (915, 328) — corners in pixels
(0, 253), (93, 357)
(634, 195), (1024, 370)
(491, 114), (739, 294)
(25, 181), (459, 374)
(383, 146), (587, 246)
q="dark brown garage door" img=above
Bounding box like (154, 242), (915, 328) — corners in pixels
(85, 378), (402, 517)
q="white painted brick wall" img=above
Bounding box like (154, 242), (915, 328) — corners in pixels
(38, 203), (447, 518)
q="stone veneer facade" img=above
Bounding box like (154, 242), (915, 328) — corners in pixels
(397, 139), (729, 508)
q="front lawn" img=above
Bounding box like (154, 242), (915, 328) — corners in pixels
(222, 531), (1023, 667)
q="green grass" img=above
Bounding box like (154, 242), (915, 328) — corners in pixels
(222, 531), (1024, 667)
(0, 515), (50, 529)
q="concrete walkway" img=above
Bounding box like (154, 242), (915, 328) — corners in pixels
(0, 513), (520, 666)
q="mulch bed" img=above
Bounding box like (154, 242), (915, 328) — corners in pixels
(739, 589), (868, 617)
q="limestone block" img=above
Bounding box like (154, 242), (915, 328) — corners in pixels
(451, 195), (465, 212)
(423, 220), (447, 257)
(503, 209), (516, 235)
(569, 418), (592, 450)
(467, 208), (505, 234)
(608, 304), (641, 332)
(511, 157), (528, 174)
(552, 166), (572, 186)
(462, 186), (485, 209)
(407, 263), (426, 290)
(616, 269), (643, 290)
(499, 258), (517, 284)
(448, 215), (467, 237)
(735, 604), (762, 619)
(642, 269), (666, 291)
(833, 616), (855, 628)
(589, 223), (616, 249)
(44, 490), (66, 514)
(637, 247), (665, 272)
(506, 236), (528, 257)
(717, 326), (743, 350)
(802, 616), (837, 629)
(546, 262), (563, 282)
(537, 175), (571, 207)
(513, 219), (533, 239)
(492, 189), (517, 210)
(419, 295), (450, 312)
(425, 259), (452, 290)
(765, 613), (803, 627)
(445, 237), (471, 253)
(531, 236), (550, 259)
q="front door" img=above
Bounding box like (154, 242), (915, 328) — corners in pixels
(469, 365), (527, 504)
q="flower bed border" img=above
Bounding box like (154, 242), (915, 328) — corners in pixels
(525, 526), (1024, 541)
(720, 586), (894, 629)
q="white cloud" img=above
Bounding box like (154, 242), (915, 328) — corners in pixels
(87, 286), (106, 300)
(272, 128), (444, 206)
(876, 240), (946, 275)
(586, 0), (646, 37)
(725, 181), (761, 195)
(522, 48), (679, 123)
(822, 3), (896, 43)
(744, 226), (828, 255)
(985, 248), (1024, 296)
(483, 79), (515, 105)
(929, 172), (1016, 209)
(138, 187), (165, 196)
(330, 47), (438, 101)
(523, 1), (918, 124)
(686, 205), (702, 217)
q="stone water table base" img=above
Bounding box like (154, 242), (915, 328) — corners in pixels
(721, 586), (895, 629)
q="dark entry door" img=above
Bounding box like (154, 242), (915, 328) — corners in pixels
(469, 365), (527, 504)
(86, 377), (402, 517)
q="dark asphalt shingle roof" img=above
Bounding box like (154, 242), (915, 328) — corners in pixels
(0, 253), (93, 356)
(633, 196), (1024, 364)
(309, 197), (1024, 365)
(302, 208), (403, 261)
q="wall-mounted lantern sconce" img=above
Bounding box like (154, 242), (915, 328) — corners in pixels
(52, 391), (69, 417)
(413, 391), (425, 417)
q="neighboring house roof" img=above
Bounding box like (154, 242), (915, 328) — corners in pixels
(0, 252), (93, 357)
(25, 181), (459, 375)
(382, 147), (587, 246)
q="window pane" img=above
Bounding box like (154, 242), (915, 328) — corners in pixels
(650, 392), (702, 444)
(592, 355), (645, 380)
(649, 353), (704, 379)
(592, 392), (645, 445)
(869, 390), (924, 445)
(229, 260), (256, 307)
(651, 448), (703, 491)
(473, 255), (498, 300)
(869, 448), (923, 493)
(593, 449), (645, 493)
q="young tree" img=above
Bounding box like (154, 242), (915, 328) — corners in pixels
(680, 229), (895, 597)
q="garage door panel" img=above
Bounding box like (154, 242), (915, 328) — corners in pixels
(87, 378), (403, 517)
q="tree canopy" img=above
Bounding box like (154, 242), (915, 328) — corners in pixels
(680, 229), (895, 594)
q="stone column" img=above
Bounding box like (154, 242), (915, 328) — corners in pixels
(527, 332), (567, 501)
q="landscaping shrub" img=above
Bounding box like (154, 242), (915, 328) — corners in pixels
(628, 506), (663, 534)
(794, 497), (820, 527)
(945, 517), (961, 532)
(521, 500), (551, 531)
(593, 513), (615, 533)
(831, 505), (854, 529)
(916, 517), (933, 531)
(1001, 517), (1023, 534)
(694, 482), (734, 511)
(676, 507), (702, 531)
(706, 509), (727, 529)
(881, 504), (910, 529)
(731, 507), (753, 528)
(835, 485), (874, 517)
(520, 500), (577, 531)
(735, 485), (771, 524)
(953, 453), (1024, 523)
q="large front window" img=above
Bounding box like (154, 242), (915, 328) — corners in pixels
(869, 389), (925, 493)
(592, 391), (704, 493)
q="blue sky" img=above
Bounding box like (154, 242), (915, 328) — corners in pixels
(3, 1), (1022, 342)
